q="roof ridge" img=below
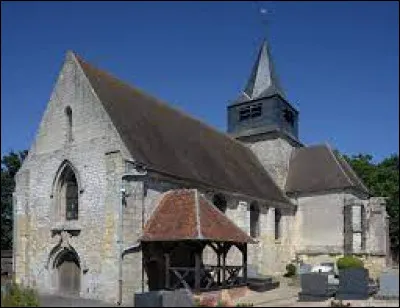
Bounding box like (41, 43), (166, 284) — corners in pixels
(141, 190), (175, 237)
(335, 151), (369, 194)
(325, 143), (355, 188)
(194, 189), (203, 239)
(197, 192), (255, 243)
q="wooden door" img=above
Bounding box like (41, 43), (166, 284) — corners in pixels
(58, 253), (80, 296)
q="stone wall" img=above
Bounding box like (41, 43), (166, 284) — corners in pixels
(366, 197), (388, 257)
(224, 200), (297, 276)
(296, 192), (346, 255)
(244, 137), (295, 190)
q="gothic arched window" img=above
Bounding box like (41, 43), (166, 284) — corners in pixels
(56, 164), (79, 221)
(65, 106), (73, 143)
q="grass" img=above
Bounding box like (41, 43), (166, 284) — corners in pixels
(1, 280), (40, 307)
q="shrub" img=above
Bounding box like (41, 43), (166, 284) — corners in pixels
(283, 263), (297, 277)
(1, 282), (39, 307)
(336, 256), (364, 270)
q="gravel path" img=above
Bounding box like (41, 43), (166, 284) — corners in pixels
(38, 294), (115, 307)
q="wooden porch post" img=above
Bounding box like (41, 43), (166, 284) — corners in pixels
(217, 243), (221, 286)
(195, 251), (201, 293)
(222, 243), (227, 287)
(242, 244), (247, 284)
(165, 253), (170, 289)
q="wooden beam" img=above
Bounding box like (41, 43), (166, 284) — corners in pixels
(222, 243), (227, 287)
(243, 244), (247, 284)
(208, 242), (219, 254)
(217, 247), (221, 286)
(165, 253), (170, 289)
(171, 269), (191, 290)
(195, 251), (201, 293)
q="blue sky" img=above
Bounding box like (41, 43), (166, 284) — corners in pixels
(1, 1), (398, 162)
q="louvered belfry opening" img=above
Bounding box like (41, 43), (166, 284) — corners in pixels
(140, 189), (255, 293)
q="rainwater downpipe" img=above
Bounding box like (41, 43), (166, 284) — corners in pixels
(118, 181), (125, 306)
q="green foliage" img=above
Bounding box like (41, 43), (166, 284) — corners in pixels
(342, 153), (399, 260)
(336, 256), (364, 270)
(283, 263), (297, 277)
(1, 282), (39, 307)
(1, 150), (28, 250)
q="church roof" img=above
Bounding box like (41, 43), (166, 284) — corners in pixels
(232, 40), (287, 106)
(285, 144), (369, 195)
(140, 189), (255, 243)
(74, 53), (291, 206)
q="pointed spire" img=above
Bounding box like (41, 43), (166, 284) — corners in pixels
(243, 40), (286, 100)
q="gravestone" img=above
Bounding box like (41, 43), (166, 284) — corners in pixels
(375, 270), (399, 300)
(134, 289), (194, 307)
(299, 263), (312, 275)
(298, 272), (335, 301)
(335, 268), (369, 300)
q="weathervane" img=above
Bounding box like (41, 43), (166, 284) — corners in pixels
(255, 1), (273, 39)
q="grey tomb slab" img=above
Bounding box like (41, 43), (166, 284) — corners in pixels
(375, 270), (399, 300)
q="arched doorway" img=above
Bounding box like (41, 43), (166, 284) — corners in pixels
(55, 249), (81, 296)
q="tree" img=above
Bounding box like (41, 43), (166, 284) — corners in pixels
(1, 150), (28, 250)
(342, 153), (399, 261)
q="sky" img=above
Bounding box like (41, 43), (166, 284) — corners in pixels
(1, 1), (399, 162)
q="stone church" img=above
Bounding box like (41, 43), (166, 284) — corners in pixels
(13, 38), (390, 304)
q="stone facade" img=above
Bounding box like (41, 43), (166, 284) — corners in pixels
(13, 52), (132, 303)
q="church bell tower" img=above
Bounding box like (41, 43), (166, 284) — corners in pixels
(227, 40), (299, 144)
(227, 40), (302, 189)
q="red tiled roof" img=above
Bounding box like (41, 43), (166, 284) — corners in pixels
(140, 189), (255, 243)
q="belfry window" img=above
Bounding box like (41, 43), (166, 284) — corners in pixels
(65, 106), (73, 142)
(239, 103), (262, 121)
(283, 108), (295, 127)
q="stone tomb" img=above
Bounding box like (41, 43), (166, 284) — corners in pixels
(298, 272), (335, 301)
(335, 268), (370, 300)
(134, 289), (194, 307)
(375, 269), (399, 300)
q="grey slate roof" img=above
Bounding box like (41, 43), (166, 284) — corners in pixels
(232, 40), (287, 105)
(285, 144), (369, 195)
(74, 53), (291, 206)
